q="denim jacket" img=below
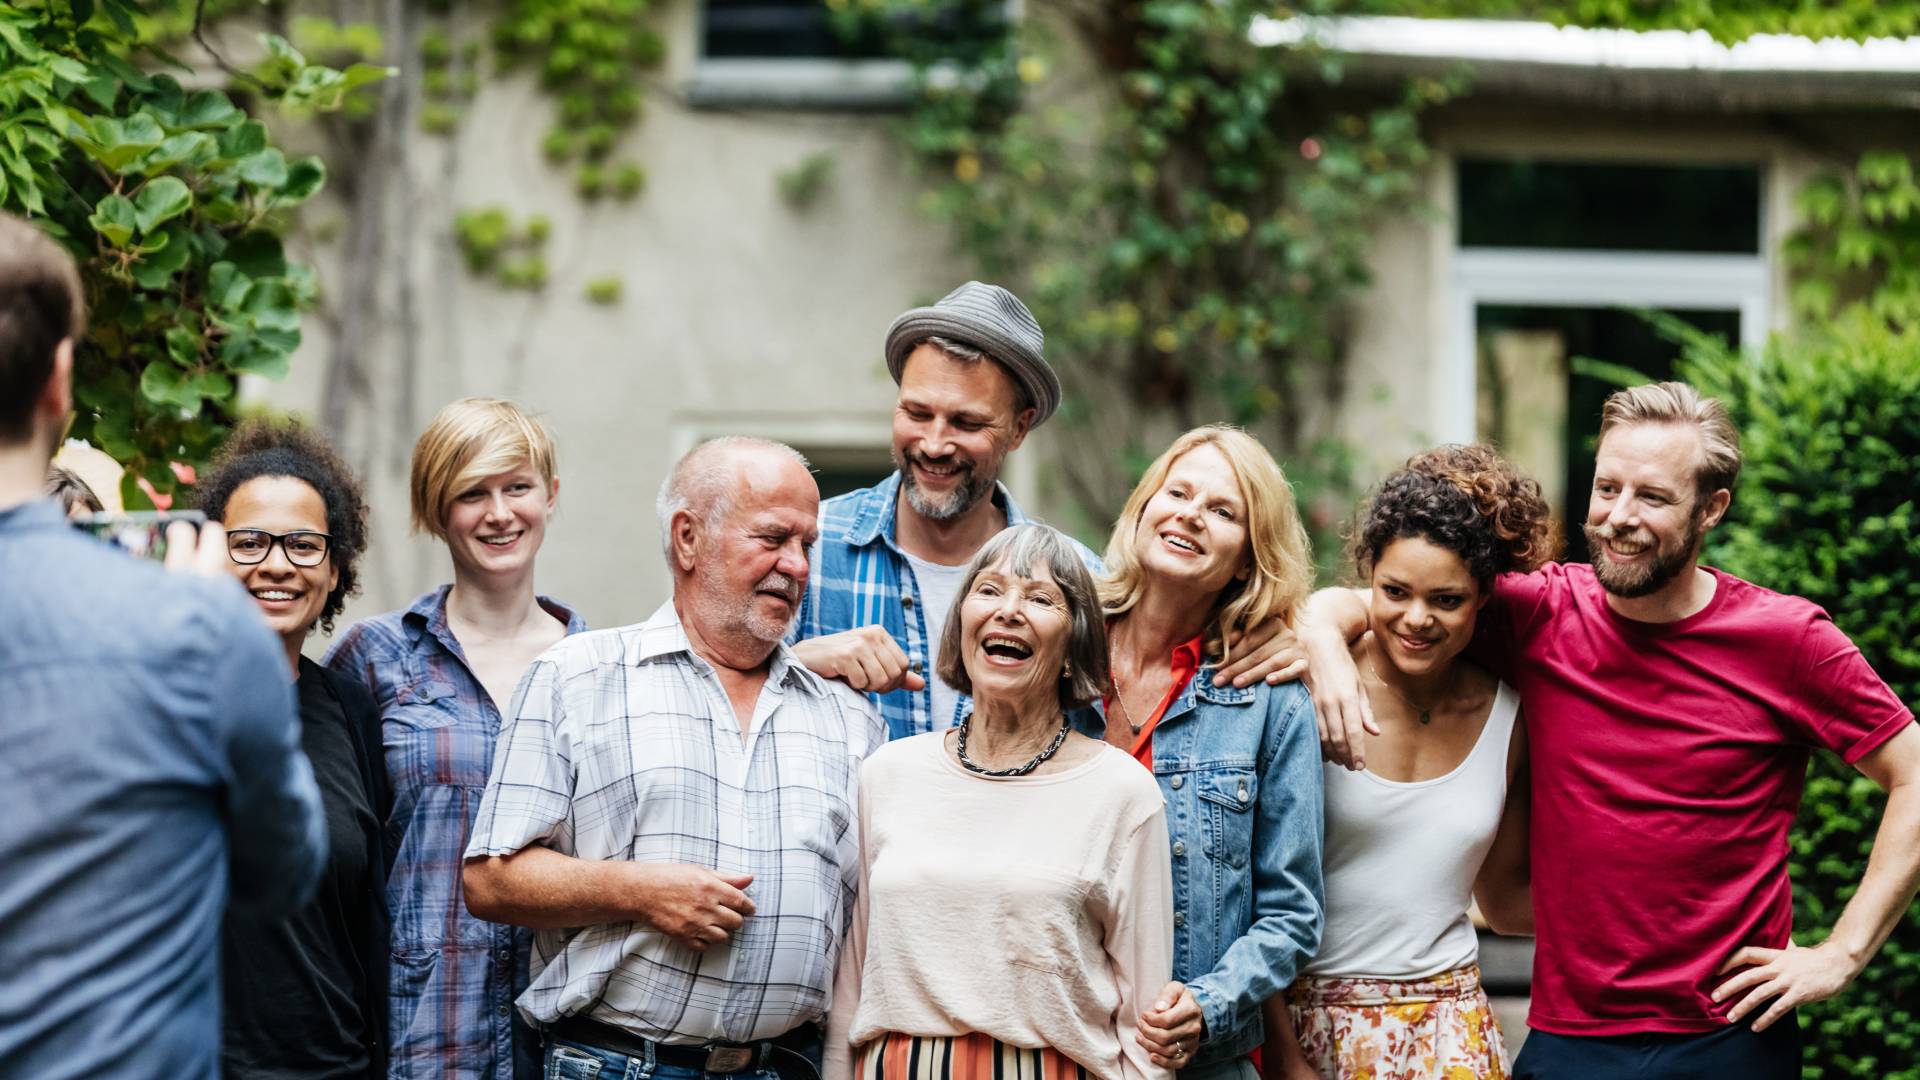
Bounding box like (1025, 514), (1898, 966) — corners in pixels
(1074, 673), (1326, 1063)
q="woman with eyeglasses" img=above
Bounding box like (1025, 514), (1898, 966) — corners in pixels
(197, 417), (391, 1080)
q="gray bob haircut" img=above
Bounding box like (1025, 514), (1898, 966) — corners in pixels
(935, 523), (1109, 710)
(656, 436), (810, 566)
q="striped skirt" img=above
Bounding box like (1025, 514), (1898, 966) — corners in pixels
(857, 1032), (1090, 1080)
(1286, 962), (1510, 1079)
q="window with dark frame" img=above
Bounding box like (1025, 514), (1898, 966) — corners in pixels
(701, 0), (1007, 63)
(1461, 157), (1761, 561)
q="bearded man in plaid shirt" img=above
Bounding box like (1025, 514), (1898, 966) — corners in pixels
(464, 437), (884, 1079)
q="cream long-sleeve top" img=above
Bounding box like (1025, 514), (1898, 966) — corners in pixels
(825, 731), (1174, 1080)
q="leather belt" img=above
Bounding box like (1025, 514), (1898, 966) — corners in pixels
(548, 1015), (817, 1075)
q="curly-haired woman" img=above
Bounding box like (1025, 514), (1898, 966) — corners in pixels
(197, 417), (391, 1080)
(1267, 444), (1557, 1080)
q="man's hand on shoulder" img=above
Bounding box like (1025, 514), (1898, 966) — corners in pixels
(792, 627), (926, 695)
(1713, 941), (1861, 1032)
(629, 863), (757, 952)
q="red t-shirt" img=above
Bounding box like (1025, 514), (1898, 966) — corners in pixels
(1473, 562), (1913, 1036)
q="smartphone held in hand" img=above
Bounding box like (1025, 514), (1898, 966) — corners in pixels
(77, 510), (207, 562)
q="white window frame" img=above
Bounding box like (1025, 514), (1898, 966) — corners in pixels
(1436, 161), (1771, 444)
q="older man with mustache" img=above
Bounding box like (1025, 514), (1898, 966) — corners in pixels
(464, 436), (886, 1080)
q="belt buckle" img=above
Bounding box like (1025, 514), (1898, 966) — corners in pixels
(703, 1045), (756, 1074)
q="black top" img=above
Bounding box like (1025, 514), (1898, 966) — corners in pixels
(222, 658), (392, 1079)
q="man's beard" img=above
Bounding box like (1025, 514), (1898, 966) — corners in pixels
(697, 563), (801, 645)
(896, 448), (997, 522)
(1584, 510), (1704, 599)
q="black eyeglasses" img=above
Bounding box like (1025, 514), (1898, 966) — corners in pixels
(227, 529), (333, 567)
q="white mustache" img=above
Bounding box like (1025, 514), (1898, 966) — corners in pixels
(756, 573), (800, 603)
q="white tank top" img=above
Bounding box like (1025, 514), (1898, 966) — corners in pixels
(1303, 681), (1519, 979)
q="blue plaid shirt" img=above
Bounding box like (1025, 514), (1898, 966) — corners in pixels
(324, 586), (587, 1080)
(792, 471), (1101, 741)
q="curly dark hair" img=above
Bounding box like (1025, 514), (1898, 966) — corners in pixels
(195, 417), (370, 634)
(1350, 443), (1560, 590)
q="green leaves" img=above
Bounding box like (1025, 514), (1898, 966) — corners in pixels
(0, 2), (375, 505)
(1788, 151), (1920, 332)
(132, 176), (190, 232)
(88, 192), (138, 245)
(237, 147), (288, 188)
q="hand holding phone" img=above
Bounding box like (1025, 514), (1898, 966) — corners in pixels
(79, 511), (230, 577)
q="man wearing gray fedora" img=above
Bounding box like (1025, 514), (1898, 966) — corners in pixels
(788, 281), (1088, 741)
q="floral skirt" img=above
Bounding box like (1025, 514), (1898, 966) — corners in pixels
(1286, 963), (1510, 1080)
(858, 1032), (1090, 1080)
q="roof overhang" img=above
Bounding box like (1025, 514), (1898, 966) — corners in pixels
(1249, 15), (1920, 111)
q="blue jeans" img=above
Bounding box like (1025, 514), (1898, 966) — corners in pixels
(545, 1033), (823, 1080)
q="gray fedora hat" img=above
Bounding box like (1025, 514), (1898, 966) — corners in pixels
(883, 281), (1061, 425)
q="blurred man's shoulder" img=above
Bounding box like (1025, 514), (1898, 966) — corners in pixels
(9, 520), (260, 658)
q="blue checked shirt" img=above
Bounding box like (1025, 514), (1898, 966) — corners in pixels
(792, 471), (1101, 741)
(324, 586), (587, 1080)
(466, 603), (885, 1041)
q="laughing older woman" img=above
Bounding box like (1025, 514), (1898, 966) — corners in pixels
(827, 524), (1174, 1080)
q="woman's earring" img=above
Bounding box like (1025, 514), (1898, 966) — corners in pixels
(1061, 661), (1072, 679)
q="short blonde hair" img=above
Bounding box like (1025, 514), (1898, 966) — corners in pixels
(1597, 381), (1742, 499)
(1099, 426), (1314, 664)
(409, 397), (558, 538)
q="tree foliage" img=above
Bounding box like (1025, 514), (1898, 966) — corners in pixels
(1789, 151), (1920, 335)
(0, 0), (382, 507)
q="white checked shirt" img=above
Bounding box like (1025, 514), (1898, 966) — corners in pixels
(465, 602), (885, 1043)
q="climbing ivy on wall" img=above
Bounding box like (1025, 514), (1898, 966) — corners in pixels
(416, 0), (662, 299)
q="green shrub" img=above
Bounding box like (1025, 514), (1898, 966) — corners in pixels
(1679, 318), (1920, 1080)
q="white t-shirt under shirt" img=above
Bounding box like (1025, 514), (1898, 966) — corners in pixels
(901, 549), (970, 729)
(1303, 681), (1519, 979)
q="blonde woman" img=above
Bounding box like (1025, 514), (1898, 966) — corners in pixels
(326, 398), (586, 1080)
(1093, 426), (1326, 1080)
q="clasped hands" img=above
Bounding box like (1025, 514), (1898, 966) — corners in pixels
(1137, 981), (1204, 1069)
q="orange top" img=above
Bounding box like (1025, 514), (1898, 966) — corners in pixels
(1106, 634), (1205, 771)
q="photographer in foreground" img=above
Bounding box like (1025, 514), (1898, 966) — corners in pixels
(0, 210), (325, 1078)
